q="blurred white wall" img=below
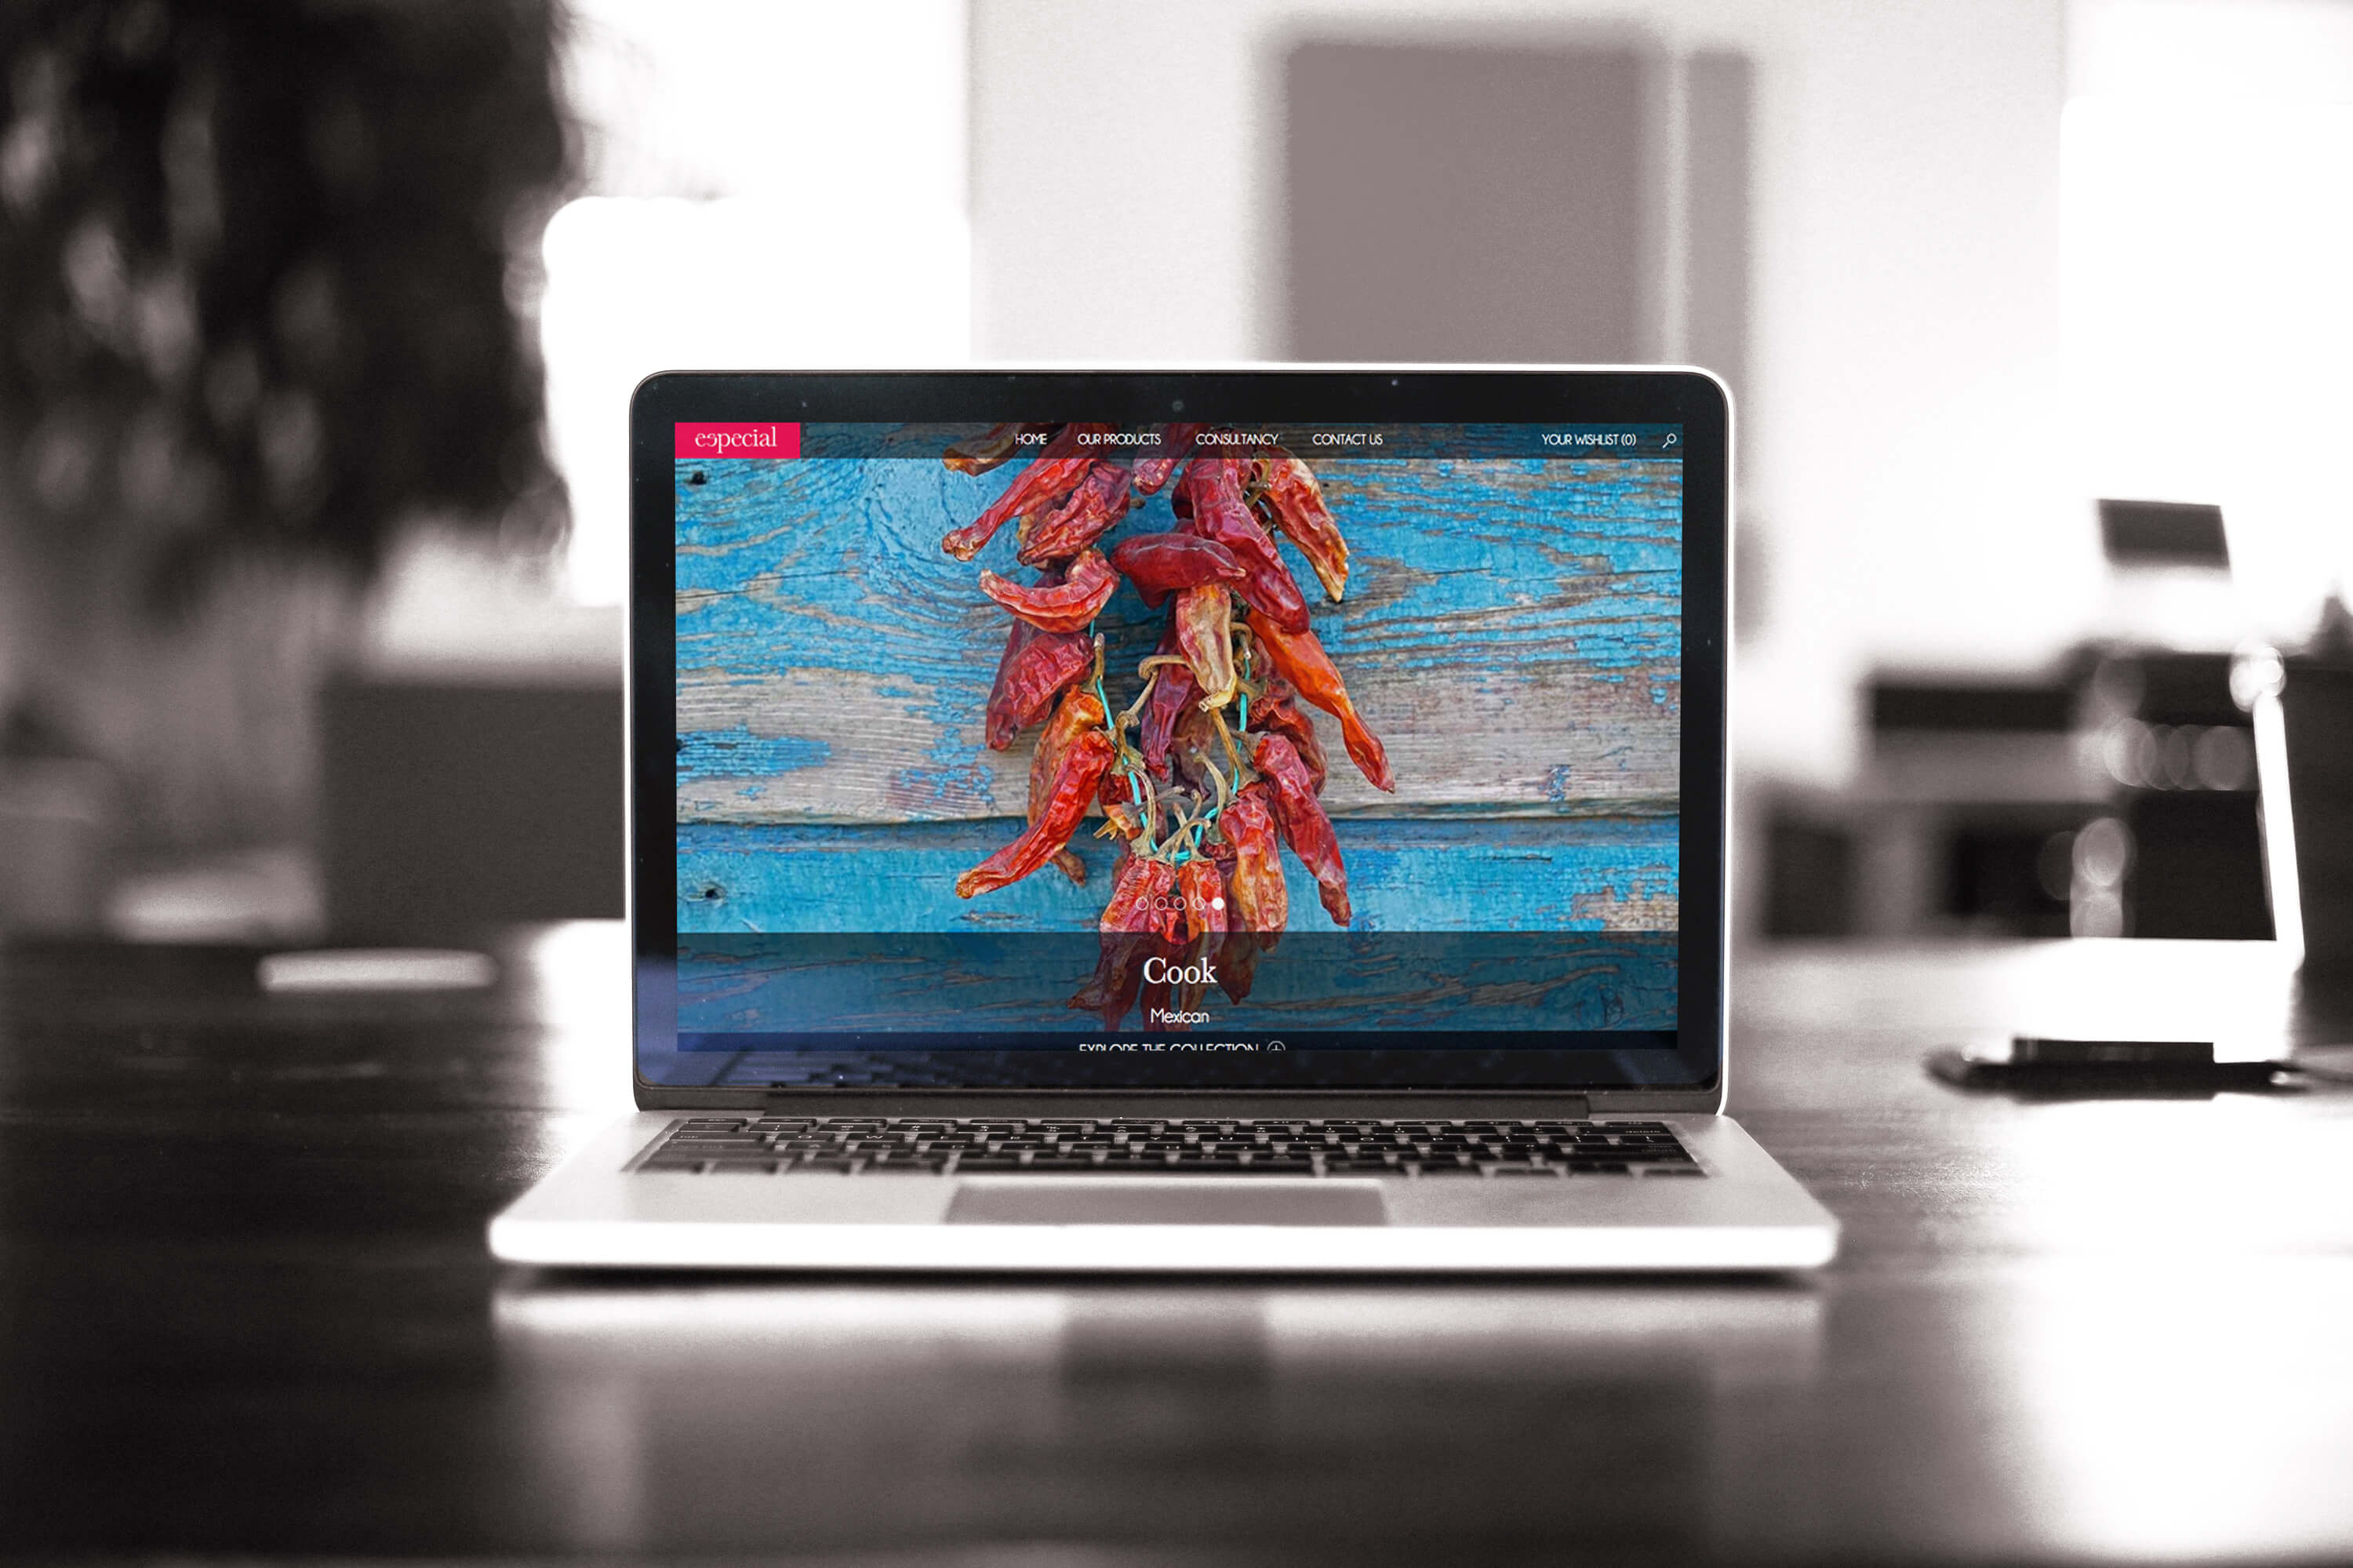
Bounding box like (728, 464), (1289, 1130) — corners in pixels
(971, 0), (2070, 784)
(527, 1), (2351, 784)
(2064, 0), (2353, 644)
(544, 0), (971, 606)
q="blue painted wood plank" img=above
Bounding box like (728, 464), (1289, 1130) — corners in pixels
(675, 440), (1683, 824)
(677, 817), (1677, 934)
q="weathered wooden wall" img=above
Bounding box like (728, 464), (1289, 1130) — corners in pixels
(678, 819), (1676, 935)
(676, 445), (1682, 934)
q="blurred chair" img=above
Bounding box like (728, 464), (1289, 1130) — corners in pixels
(0, 760), (117, 936)
(2091, 651), (2268, 940)
(1760, 499), (2279, 942)
(318, 675), (624, 940)
(0, 702), (118, 936)
(2082, 502), (2268, 940)
(1762, 817), (1856, 938)
(1760, 677), (2101, 940)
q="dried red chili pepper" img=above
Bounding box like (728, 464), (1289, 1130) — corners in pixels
(1069, 854), (1180, 1026)
(1249, 675), (1329, 793)
(1177, 855), (1228, 940)
(1030, 686), (1105, 885)
(1219, 781), (1288, 934)
(1104, 853), (1180, 937)
(941, 424), (1107, 561)
(1017, 460), (1133, 566)
(1169, 939), (1218, 1019)
(1214, 929), (1264, 1003)
(1204, 835), (1265, 1001)
(1252, 732), (1352, 926)
(1071, 940), (1151, 1028)
(1107, 531), (1246, 608)
(978, 548), (1119, 634)
(1243, 609), (1395, 792)
(1252, 448), (1350, 602)
(984, 617), (1040, 749)
(942, 427), (1395, 998)
(1096, 767), (1147, 843)
(1138, 623), (1199, 777)
(1133, 423), (1206, 494)
(983, 574), (1092, 749)
(1166, 699), (1228, 797)
(943, 422), (1045, 476)
(1165, 858), (1231, 1018)
(1205, 831), (1236, 875)
(1173, 583), (1238, 708)
(1175, 457), (1311, 633)
(955, 729), (1113, 899)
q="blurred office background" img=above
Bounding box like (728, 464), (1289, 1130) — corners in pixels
(2, 0), (2349, 959)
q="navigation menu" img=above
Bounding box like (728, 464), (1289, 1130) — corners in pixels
(740, 423), (1684, 461)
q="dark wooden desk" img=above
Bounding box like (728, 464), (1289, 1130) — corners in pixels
(3, 928), (2349, 1563)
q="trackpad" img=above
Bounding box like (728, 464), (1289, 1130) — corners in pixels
(947, 1180), (1387, 1227)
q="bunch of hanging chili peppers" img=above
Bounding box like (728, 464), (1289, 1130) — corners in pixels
(939, 422), (1396, 1027)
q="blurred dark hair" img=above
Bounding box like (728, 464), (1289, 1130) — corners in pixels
(0, 0), (576, 606)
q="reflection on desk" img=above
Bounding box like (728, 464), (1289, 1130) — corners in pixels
(494, 1282), (1820, 1555)
(0, 925), (2348, 1562)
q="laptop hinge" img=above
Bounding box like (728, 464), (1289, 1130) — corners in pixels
(754, 1088), (1598, 1119)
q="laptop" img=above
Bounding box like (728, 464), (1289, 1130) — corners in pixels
(488, 367), (1838, 1271)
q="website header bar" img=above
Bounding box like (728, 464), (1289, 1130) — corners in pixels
(674, 422), (1682, 462)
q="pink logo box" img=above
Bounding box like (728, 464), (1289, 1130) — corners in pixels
(675, 422), (801, 459)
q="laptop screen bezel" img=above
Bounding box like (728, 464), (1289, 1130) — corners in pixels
(629, 369), (1729, 1111)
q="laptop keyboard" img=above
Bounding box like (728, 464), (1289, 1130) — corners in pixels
(635, 1116), (1702, 1177)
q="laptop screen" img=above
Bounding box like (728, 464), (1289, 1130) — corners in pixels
(636, 374), (1724, 1093)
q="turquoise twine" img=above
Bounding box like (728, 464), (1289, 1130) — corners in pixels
(1126, 763), (1155, 856)
(1077, 616), (1156, 853)
(1087, 619), (1113, 726)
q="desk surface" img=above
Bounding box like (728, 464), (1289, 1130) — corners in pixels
(2, 928), (2349, 1564)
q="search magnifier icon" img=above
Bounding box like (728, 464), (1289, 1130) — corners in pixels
(1662, 432), (1679, 449)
